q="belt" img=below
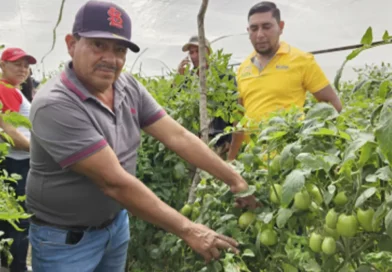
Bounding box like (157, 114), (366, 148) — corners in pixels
(30, 215), (117, 231)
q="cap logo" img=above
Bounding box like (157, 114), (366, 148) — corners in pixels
(107, 7), (123, 29)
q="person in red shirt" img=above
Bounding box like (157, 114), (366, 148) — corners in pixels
(0, 47), (36, 272)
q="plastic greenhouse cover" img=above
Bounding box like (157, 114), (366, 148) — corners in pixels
(0, 0), (391, 82)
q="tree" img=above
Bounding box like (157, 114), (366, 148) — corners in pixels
(188, 0), (209, 203)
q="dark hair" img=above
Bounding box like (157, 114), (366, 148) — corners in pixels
(20, 69), (37, 102)
(248, 2), (280, 22)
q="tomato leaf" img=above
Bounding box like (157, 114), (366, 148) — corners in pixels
(378, 80), (390, 99)
(296, 153), (323, 171)
(375, 98), (392, 166)
(241, 249), (255, 258)
(223, 263), (240, 272)
(346, 48), (364, 61)
(383, 30), (390, 42)
(358, 142), (377, 167)
(296, 153), (340, 172)
(276, 208), (293, 228)
(233, 185), (256, 198)
(355, 187), (377, 208)
(324, 185), (336, 205)
(366, 166), (392, 183)
(373, 203), (388, 231)
(343, 134), (374, 162)
(309, 128), (337, 137)
(219, 214), (236, 223)
(360, 26), (373, 46)
(385, 210), (392, 239)
(281, 170), (305, 206)
(280, 143), (296, 170)
(174, 162), (186, 178)
(302, 259), (322, 272)
(257, 212), (274, 224)
(212, 261), (223, 272)
(305, 103), (339, 121)
(378, 235), (392, 252)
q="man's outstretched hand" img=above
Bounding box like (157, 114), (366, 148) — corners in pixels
(182, 223), (240, 263)
(234, 195), (260, 210)
(230, 181), (260, 210)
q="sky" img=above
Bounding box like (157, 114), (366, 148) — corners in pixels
(0, 0), (391, 83)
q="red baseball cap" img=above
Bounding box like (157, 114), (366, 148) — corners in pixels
(1, 48), (37, 64)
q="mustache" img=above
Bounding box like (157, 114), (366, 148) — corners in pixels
(94, 63), (118, 72)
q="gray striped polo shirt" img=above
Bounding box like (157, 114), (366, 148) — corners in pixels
(26, 61), (165, 226)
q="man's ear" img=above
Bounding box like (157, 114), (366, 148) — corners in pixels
(279, 21), (285, 34)
(65, 34), (78, 57)
(0, 61), (6, 74)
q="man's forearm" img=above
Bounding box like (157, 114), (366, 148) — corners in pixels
(331, 97), (343, 113)
(228, 131), (244, 161)
(104, 169), (193, 239)
(164, 129), (247, 192)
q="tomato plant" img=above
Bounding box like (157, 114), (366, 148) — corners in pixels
(0, 110), (33, 266)
(125, 29), (392, 272)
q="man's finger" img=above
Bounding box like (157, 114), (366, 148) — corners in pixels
(210, 248), (221, 260)
(201, 250), (213, 264)
(215, 238), (239, 254)
(216, 234), (239, 248)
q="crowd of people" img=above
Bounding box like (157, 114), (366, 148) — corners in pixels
(0, 1), (342, 272)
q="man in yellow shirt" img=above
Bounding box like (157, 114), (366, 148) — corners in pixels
(227, 1), (342, 160)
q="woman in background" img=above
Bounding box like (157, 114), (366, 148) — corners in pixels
(0, 47), (36, 272)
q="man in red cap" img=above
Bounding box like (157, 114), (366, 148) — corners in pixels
(0, 47), (36, 272)
(26, 1), (257, 271)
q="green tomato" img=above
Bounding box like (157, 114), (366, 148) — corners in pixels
(336, 214), (358, 237)
(326, 209), (338, 229)
(269, 155), (281, 175)
(308, 184), (323, 205)
(270, 184), (282, 204)
(309, 233), (323, 253)
(357, 208), (375, 232)
(321, 237), (336, 255)
(238, 211), (256, 229)
(180, 204), (192, 217)
(291, 145), (301, 156)
(333, 191), (348, 206)
(259, 229), (278, 246)
(252, 146), (262, 155)
(309, 202), (318, 213)
(203, 193), (214, 203)
(191, 207), (200, 221)
(242, 153), (255, 166)
(324, 225), (340, 239)
(294, 191), (311, 210)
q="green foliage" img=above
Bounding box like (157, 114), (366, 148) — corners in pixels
(0, 109), (32, 265)
(128, 50), (239, 270)
(127, 28), (392, 271)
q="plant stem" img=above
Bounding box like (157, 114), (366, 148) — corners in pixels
(334, 238), (351, 272)
(349, 238), (374, 258)
(350, 168), (362, 212)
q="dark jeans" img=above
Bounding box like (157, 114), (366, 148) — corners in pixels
(0, 157), (30, 272)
